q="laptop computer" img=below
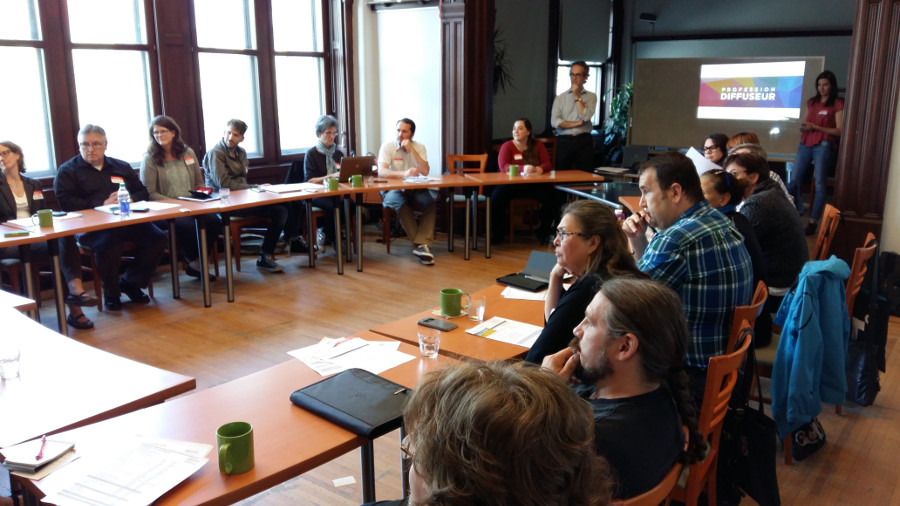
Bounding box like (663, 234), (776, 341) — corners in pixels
(336, 156), (376, 182)
(496, 250), (558, 292)
(621, 145), (650, 171)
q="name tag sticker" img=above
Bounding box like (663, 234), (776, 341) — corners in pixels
(818, 110), (828, 115)
(513, 153), (523, 161)
(110, 176), (124, 184)
(33, 191), (44, 200)
(184, 156), (196, 165)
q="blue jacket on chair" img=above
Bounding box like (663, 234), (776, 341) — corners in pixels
(772, 256), (850, 437)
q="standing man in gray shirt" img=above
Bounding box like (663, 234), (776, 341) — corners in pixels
(551, 61), (597, 172)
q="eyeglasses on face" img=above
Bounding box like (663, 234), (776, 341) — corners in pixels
(0, 150), (11, 157)
(555, 229), (587, 241)
(79, 142), (105, 150)
(152, 129), (171, 136)
(702, 146), (719, 153)
(569, 73), (587, 77)
(400, 434), (414, 460)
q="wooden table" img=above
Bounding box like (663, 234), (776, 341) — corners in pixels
(619, 195), (642, 215)
(15, 331), (457, 505)
(370, 284), (544, 361)
(555, 182), (641, 210)
(0, 289), (37, 315)
(0, 308), (196, 449)
(465, 170), (606, 257)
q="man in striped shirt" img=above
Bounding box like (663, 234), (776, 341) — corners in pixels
(622, 152), (752, 403)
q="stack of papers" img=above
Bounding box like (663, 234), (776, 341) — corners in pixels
(3, 212), (83, 230)
(288, 337), (415, 376)
(41, 436), (210, 506)
(403, 175), (440, 183)
(1, 438), (74, 473)
(686, 147), (721, 175)
(264, 182), (322, 193)
(466, 317), (543, 348)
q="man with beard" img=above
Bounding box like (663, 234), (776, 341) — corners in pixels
(541, 278), (706, 499)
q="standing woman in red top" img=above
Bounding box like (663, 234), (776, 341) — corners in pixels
(787, 70), (843, 236)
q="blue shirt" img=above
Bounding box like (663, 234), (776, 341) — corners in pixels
(638, 201), (753, 368)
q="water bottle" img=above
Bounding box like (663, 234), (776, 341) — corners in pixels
(117, 183), (131, 218)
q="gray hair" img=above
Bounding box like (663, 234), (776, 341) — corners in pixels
(315, 115), (339, 136)
(78, 124), (107, 139)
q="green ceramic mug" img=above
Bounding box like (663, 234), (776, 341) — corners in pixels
(217, 421), (254, 475)
(32, 209), (53, 228)
(440, 288), (471, 317)
(350, 174), (363, 188)
(325, 177), (339, 191)
(508, 164), (519, 177)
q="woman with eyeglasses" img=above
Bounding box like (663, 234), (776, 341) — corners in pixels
(1, 140), (97, 329)
(701, 133), (729, 165)
(140, 115), (222, 281)
(524, 200), (645, 364)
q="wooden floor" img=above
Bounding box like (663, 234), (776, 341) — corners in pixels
(14, 224), (900, 505)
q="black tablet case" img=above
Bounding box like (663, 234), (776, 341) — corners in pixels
(289, 368), (409, 439)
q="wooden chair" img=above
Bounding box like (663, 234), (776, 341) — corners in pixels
(757, 233), (876, 463)
(670, 325), (751, 506)
(612, 426), (688, 506)
(77, 242), (155, 312)
(726, 280), (767, 352)
(845, 232), (877, 318)
(813, 204), (841, 260)
(509, 137), (556, 243)
(1, 258), (24, 295)
(228, 216), (271, 271)
(445, 154), (488, 251)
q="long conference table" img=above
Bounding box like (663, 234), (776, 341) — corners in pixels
(0, 308), (196, 450)
(10, 274), (549, 504)
(0, 169), (603, 335)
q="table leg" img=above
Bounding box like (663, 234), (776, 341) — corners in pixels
(356, 194), (364, 272)
(17, 245), (39, 323)
(169, 220), (180, 300)
(305, 201), (315, 268)
(485, 196), (491, 259)
(222, 213), (235, 303)
(334, 203), (344, 275)
(343, 197), (352, 263)
(360, 440), (376, 503)
(196, 216), (211, 308)
(464, 194), (471, 261)
(47, 241), (67, 334)
(447, 188), (455, 252)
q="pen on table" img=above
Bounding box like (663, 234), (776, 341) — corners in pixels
(394, 388), (407, 395)
(35, 435), (47, 460)
(328, 343), (368, 359)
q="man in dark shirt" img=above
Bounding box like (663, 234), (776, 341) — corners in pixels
(54, 124), (166, 311)
(542, 278), (705, 499)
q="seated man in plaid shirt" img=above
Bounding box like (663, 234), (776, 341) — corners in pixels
(622, 152), (752, 404)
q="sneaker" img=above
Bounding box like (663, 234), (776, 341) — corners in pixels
(317, 228), (331, 246)
(105, 297), (122, 311)
(256, 254), (284, 273)
(412, 245), (435, 265)
(290, 237), (310, 254)
(119, 279), (150, 304)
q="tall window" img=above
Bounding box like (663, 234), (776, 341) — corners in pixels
(272, 0), (326, 154)
(0, 0), (55, 175)
(67, 0), (154, 163)
(194, 0), (262, 156)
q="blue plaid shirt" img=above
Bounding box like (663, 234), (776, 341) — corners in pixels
(638, 201), (753, 368)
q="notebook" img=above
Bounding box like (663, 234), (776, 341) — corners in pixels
(496, 250), (557, 292)
(1, 438), (74, 473)
(336, 156), (376, 182)
(289, 368), (409, 439)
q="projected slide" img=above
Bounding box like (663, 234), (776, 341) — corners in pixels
(697, 61), (805, 121)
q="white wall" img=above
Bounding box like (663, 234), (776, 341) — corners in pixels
(882, 88), (900, 253)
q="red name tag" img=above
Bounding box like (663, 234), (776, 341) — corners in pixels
(184, 156), (196, 165)
(33, 191), (44, 200)
(110, 176), (124, 184)
(513, 153), (523, 161)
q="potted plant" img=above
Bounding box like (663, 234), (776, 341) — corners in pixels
(600, 82), (633, 166)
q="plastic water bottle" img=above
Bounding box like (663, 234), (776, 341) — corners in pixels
(117, 183), (131, 218)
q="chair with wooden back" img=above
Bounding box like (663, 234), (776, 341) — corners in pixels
(444, 154), (488, 251)
(612, 426), (688, 506)
(670, 325), (751, 506)
(509, 137), (556, 243)
(813, 204), (841, 260)
(845, 232), (877, 318)
(726, 280), (767, 352)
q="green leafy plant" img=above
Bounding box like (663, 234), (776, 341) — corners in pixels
(600, 82), (633, 165)
(493, 28), (514, 95)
